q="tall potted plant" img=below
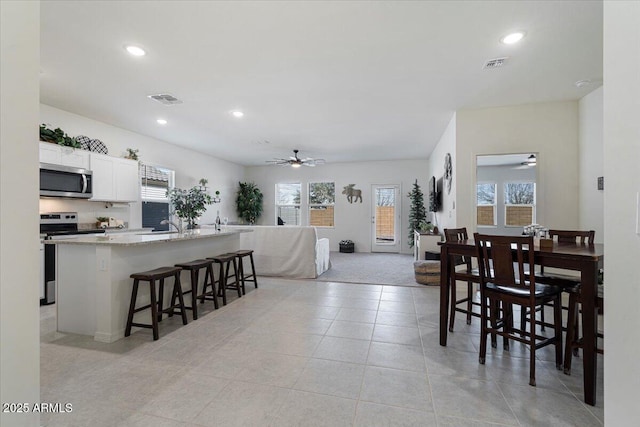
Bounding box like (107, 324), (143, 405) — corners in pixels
(407, 179), (427, 248)
(167, 183), (213, 230)
(236, 182), (263, 224)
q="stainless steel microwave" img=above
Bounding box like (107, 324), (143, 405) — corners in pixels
(40, 163), (93, 199)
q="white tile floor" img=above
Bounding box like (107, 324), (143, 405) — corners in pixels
(40, 278), (604, 426)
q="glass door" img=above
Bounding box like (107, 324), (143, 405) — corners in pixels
(371, 185), (401, 252)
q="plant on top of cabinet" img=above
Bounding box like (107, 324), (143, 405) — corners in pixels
(39, 124), (80, 148)
(124, 148), (139, 160)
(236, 182), (263, 224)
(167, 181), (213, 229)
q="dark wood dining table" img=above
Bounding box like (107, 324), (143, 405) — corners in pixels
(438, 239), (604, 406)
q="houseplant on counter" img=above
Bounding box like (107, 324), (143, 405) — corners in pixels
(236, 182), (263, 224)
(166, 181), (213, 230)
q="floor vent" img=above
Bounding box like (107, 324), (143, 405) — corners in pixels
(147, 94), (183, 105)
(483, 57), (509, 69)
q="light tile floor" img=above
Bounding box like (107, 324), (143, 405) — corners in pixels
(40, 278), (604, 426)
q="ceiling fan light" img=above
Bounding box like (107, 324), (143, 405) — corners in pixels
(291, 163), (302, 168)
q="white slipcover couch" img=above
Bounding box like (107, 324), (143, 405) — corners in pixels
(227, 226), (330, 279)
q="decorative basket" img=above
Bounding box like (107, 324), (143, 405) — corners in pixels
(339, 241), (355, 253)
(414, 260), (440, 285)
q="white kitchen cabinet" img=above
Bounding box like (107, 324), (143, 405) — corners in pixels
(414, 231), (442, 261)
(89, 153), (139, 202)
(39, 142), (90, 169)
(114, 157), (140, 202)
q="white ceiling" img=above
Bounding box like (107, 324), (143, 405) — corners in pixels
(40, 1), (603, 166)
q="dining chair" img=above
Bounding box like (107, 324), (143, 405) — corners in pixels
(564, 283), (604, 374)
(443, 227), (481, 332)
(474, 233), (563, 386)
(524, 230), (596, 332)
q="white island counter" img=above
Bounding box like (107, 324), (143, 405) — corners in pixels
(46, 229), (249, 342)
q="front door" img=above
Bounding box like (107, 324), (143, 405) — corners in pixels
(371, 185), (401, 252)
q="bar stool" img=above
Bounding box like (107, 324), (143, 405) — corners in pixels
(205, 253), (240, 306)
(233, 249), (258, 290)
(125, 266), (187, 341)
(174, 259), (217, 320)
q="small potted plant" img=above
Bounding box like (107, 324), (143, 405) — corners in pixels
(96, 216), (110, 229)
(125, 148), (139, 160)
(166, 180), (213, 229)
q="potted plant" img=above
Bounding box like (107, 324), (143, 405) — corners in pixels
(236, 182), (263, 224)
(96, 216), (110, 229)
(407, 179), (427, 247)
(166, 181), (213, 230)
(39, 124), (80, 148)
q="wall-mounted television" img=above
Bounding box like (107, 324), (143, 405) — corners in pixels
(428, 176), (442, 212)
(436, 176), (443, 212)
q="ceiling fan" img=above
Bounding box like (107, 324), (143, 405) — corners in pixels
(266, 149), (325, 168)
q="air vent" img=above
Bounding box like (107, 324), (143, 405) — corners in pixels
(483, 57), (509, 69)
(147, 93), (183, 105)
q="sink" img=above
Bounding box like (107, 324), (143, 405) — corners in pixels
(138, 231), (181, 236)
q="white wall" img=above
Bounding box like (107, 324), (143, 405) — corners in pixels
(244, 160), (428, 254)
(0, 1), (41, 426)
(603, 1), (640, 423)
(578, 86), (604, 242)
(427, 113), (456, 232)
(476, 164), (537, 236)
(456, 101), (580, 234)
(40, 105), (245, 227)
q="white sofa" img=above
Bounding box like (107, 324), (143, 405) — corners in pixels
(227, 225), (330, 279)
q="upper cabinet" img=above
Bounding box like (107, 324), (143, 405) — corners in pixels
(39, 142), (90, 169)
(89, 153), (139, 202)
(38, 142), (139, 202)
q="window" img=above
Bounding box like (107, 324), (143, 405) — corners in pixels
(504, 182), (535, 226)
(140, 163), (174, 231)
(476, 183), (496, 226)
(276, 183), (301, 225)
(308, 182), (335, 227)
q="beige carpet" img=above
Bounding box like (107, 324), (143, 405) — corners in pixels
(316, 251), (422, 287)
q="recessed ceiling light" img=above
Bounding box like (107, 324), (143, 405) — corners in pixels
(156, 119), (167, 125)
(124, 45), (146, 56)
(500, 32), (525, 45)
(231, 111), (244, 118)
(575, 79), (591, 88)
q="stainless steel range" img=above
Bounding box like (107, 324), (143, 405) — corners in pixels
(39, 212), (105, 305)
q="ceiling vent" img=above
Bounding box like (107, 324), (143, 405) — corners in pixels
(147, 93), (183, 105)
(483, 57), (509, 69)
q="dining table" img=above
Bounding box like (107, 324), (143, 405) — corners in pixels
(438, 238), (604, 406)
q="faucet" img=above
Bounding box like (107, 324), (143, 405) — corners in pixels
(160, 219), (183, 234)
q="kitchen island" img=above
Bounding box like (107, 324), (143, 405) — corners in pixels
(46, 228), (249, 342)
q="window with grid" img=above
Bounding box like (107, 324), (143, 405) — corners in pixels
(275, 183), (301, 226)
(476, 183), (497, 226)
(308, 182), (335, 227)
(140, 163), (174, 231)
(504, 182), (535, 226)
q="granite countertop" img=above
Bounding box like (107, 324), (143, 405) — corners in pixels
(44, 228), (249, 246)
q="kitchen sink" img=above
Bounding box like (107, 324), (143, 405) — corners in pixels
(138, 231), (181, 235)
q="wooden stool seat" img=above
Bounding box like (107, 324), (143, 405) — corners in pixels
(130, 266), (182, 280)
(125, 266), (187, 341)
(233, 249), (258, 290)
(175, 259), (217, 319)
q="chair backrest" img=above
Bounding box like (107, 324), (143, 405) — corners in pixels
(444, 227), (469, 242)
(548, 230), (595, 245)
(444, 227), (472, 268)
(474, 233), (535, 291)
